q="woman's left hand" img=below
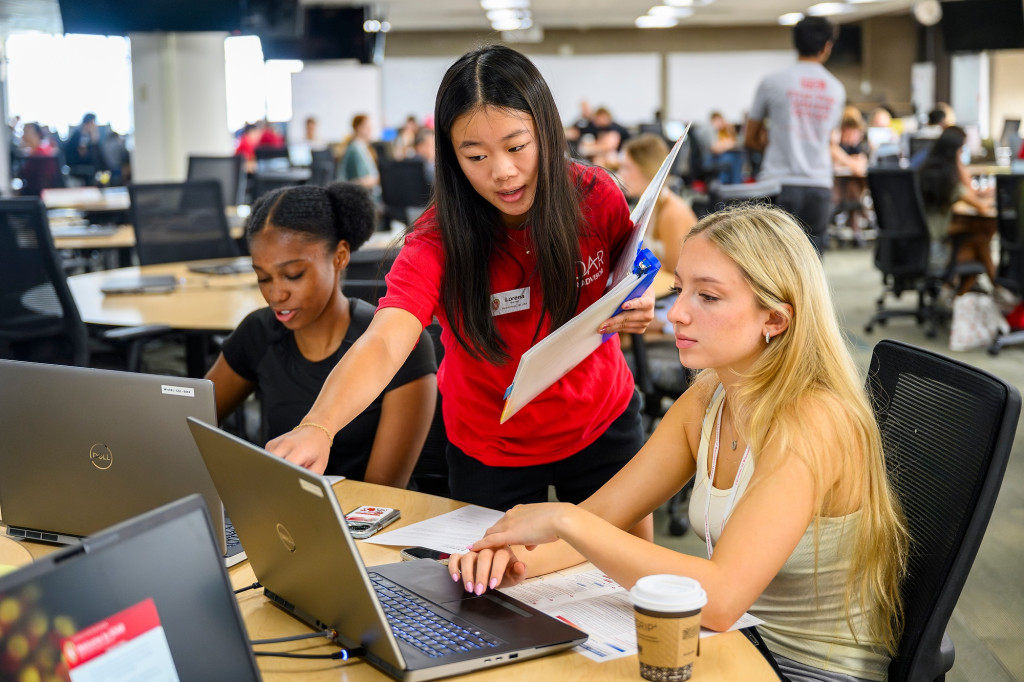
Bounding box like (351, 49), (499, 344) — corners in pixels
(598, 285), (656, 335)
(470, 503), (574, 553)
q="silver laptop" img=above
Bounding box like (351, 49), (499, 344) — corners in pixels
(100, 274), (178, 294)
(0, 494), (261, 681)
(0, 359), (245, 567)
(187, 418), (587, 682)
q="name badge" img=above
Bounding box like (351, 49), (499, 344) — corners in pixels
(491, 287), (530, 316)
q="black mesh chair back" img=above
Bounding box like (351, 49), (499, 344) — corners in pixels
(0, 198), (88, 365)
(380, 159), (432, 227)
(348, 247), (397, 281)
(411, 321), (448, 497)
(17, 156), (65, 197)
(867, 340), (1020, 681)
(129, 180), (240, 266)
(994, 174), (1024, 294)
(868, 168), (931, 278)
(187, 155), (247, 206)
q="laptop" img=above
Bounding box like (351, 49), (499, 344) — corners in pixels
(187, 256), (253, 276)
(100, 273), (178, 294)
(0, 495), (261, 681)
(0, 359), (245, 567)
(187, 418), (588, 682)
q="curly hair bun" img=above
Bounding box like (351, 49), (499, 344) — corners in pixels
(325, 181), (376, 251)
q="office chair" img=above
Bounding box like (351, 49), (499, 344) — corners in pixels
(17, 156), (65, 197)
(342, 279), (388, 306)
(380, 159), (432, 227)
(987, 173), (1024, 355)
(627, 333), (694, 535)
(866, 339), (1020, 682)
(129, 180), (240, 266)
(187, 155), (247, 206)
(410, 321), (449, 497)
(0, 198), (170, 369)
(864, 168), (985, 338)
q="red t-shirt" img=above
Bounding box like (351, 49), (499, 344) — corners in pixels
(379, 164), (636, 467)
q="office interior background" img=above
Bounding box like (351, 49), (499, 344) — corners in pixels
(1, 0), (1023, 680)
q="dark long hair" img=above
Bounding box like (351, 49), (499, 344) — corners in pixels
(919, 126), (966, 213)
(433, 44), (583, 364)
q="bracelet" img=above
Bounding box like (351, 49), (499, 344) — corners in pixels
(294, 422), (334, 447)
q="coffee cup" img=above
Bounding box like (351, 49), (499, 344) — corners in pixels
(630, 574), (707, 682)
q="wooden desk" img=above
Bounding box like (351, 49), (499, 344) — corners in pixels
(67, 260), (265, 375)
(13, 480), (776, 681)
(0, 536), (33, 572)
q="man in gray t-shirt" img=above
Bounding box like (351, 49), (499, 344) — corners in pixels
(745, 16), (846, 255)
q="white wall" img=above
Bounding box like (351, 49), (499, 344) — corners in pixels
(667, 50), (794, 124)
(130, 32), (234, 182)
(290, 61), (383, 144)
(380, 53), (662, 129)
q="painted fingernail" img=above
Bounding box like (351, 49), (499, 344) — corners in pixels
(465, 581), (473, 592)
(489, 578), (498, 589)
(475, 583), (484, 595)
(598, 326), (607, 334)
(451, 572), (460, 582)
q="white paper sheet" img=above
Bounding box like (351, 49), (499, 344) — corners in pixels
(361, 505), (505, 554)
(499, 568), (764, 663)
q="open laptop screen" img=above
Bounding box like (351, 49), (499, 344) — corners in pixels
(0, 495), (260, 681)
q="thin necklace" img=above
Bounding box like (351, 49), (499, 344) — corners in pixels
(725, 400), (738, 450)
(507, 228), (531, 254)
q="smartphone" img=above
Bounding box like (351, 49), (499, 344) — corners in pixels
(344, 506), (401, 539)
(399, 546), (451, 565)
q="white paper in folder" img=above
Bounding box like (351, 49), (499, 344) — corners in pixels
(499, 128), (690, 424)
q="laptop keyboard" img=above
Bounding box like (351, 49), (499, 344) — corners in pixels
(224, 517), (244, 556)
(368, 573), (500, 658)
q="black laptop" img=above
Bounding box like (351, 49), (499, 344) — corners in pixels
(187, 418), (587, 682)
(0, 495), (260, 681)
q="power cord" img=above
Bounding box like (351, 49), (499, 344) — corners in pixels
(234, 581), (262, 595)
(252, 648), (364, 660)
(249, 629), (364, 661)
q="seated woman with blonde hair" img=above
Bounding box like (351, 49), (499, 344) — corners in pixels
(452, 204), (909, 682)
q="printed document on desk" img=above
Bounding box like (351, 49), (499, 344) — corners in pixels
(500, 128), (689, 424)
(362, 505), (504, 555)
(500, 567), (764, 663)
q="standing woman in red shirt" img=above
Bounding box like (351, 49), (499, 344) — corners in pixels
(268, 44), (655, 536)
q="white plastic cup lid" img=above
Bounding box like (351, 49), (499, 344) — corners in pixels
(630, 574), (708, 613)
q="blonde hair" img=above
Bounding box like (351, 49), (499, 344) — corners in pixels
(623, 134), (668, 181)
(686, 204), (908, 655)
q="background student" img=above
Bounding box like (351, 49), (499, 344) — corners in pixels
(456, 205), (909, 682)
(204, 182), (437, 487)
(919, 125), (996, 291)
(266, 45), (656, 537)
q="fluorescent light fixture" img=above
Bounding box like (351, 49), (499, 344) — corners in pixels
(807, 2), (855, 15)
(664, 0), (694, 5)
(491, 15), (529, 30)
(635, 14), (678, 27)
(649, 5), (694, 17)
(846, 0), (880, 3)
(481, 0), (529, 9)
(487, 9), (521, 21)
(778, 11), (804, 24)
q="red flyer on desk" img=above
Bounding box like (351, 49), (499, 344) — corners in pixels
(62, 598), (180, 682)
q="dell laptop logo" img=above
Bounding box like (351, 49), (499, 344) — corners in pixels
(276, 523), (296, 553)
(89, 443), (113, 470)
